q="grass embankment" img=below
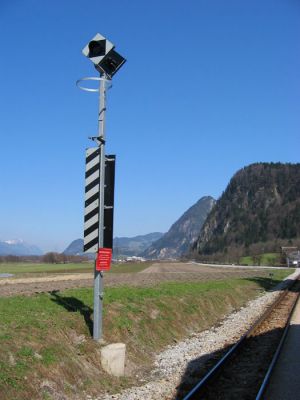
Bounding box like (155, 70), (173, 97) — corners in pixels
(0, 269), (292, 400)
(0, 262), (150, 276)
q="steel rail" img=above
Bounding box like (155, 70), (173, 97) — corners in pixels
(183, 280), (298, 400)
(255, 291), (300, 400)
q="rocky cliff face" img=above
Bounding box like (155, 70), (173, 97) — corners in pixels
(142, 196), (216, 259)
(195, 163), (300, 258)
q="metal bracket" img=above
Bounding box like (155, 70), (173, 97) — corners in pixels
(88, 136), (106, 145)
(76, 76), (112, 92)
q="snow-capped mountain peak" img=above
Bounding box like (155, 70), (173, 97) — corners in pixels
(4, 239), (24, 245)
(0, 239), (43, 256)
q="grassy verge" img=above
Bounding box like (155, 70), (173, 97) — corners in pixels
(0, 262), (150, 276)
(0, 269), (292, 399)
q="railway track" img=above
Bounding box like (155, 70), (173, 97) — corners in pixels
(176, 279), (300, 400)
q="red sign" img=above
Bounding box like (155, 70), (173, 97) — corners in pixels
(96, 248), (112, 271)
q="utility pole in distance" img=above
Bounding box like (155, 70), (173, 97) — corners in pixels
(77, 33), (126, 341)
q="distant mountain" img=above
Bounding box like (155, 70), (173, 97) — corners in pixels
(0, 239), (43, 256)
(194, 163), (300, 261)
(142, 196), (216, 259)
(63, 232), (164, 257)
(114, 232), (164, 257)
(63, 239), (85, 255)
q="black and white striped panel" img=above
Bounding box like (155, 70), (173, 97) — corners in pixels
(84, 147), (100, 253)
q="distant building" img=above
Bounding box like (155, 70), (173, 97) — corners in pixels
(281, 247), (300, 267)
(125, 256), (146, 263)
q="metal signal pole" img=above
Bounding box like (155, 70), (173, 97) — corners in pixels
(79, 33), (126, 342)
(93, 76), (108, 341)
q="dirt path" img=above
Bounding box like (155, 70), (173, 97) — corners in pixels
(0, 273), (93, 285)
(0, 262), (278, 297)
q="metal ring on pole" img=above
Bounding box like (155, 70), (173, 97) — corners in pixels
(76, 77), (112, 92)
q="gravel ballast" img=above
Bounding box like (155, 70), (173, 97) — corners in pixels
(95, 269), (300, 400)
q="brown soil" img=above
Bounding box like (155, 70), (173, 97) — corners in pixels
(0, 262), (274, 297)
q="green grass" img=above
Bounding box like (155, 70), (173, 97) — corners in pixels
(240, 253), (281, 266)
(260, 253), (280, 265)
(109, 262), (150, 273)
(240, 256), (254, 265)
(0, 269), (290, 329)
(105, 280), (247, 302)
(0, 268), (293, 399)
(0, 262), (150, 276)
(39, 347), (59, 365)
(0, 262), (92, 275)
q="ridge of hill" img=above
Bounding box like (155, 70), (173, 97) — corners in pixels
(142, 196), (216, 259)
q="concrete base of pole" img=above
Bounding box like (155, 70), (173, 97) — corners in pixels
(100, 343), (126, 377)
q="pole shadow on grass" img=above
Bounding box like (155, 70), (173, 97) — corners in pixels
(50, 290), (93, 336)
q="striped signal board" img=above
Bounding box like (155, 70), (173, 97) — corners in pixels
(84, 148), (115, 253)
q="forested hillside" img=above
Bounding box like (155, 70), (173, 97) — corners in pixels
(194, 163), (300, 261)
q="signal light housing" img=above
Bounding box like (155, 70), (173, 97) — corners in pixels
(82, 33), (126, 79)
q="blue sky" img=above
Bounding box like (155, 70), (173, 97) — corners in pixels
(0, 0), (299, 252)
